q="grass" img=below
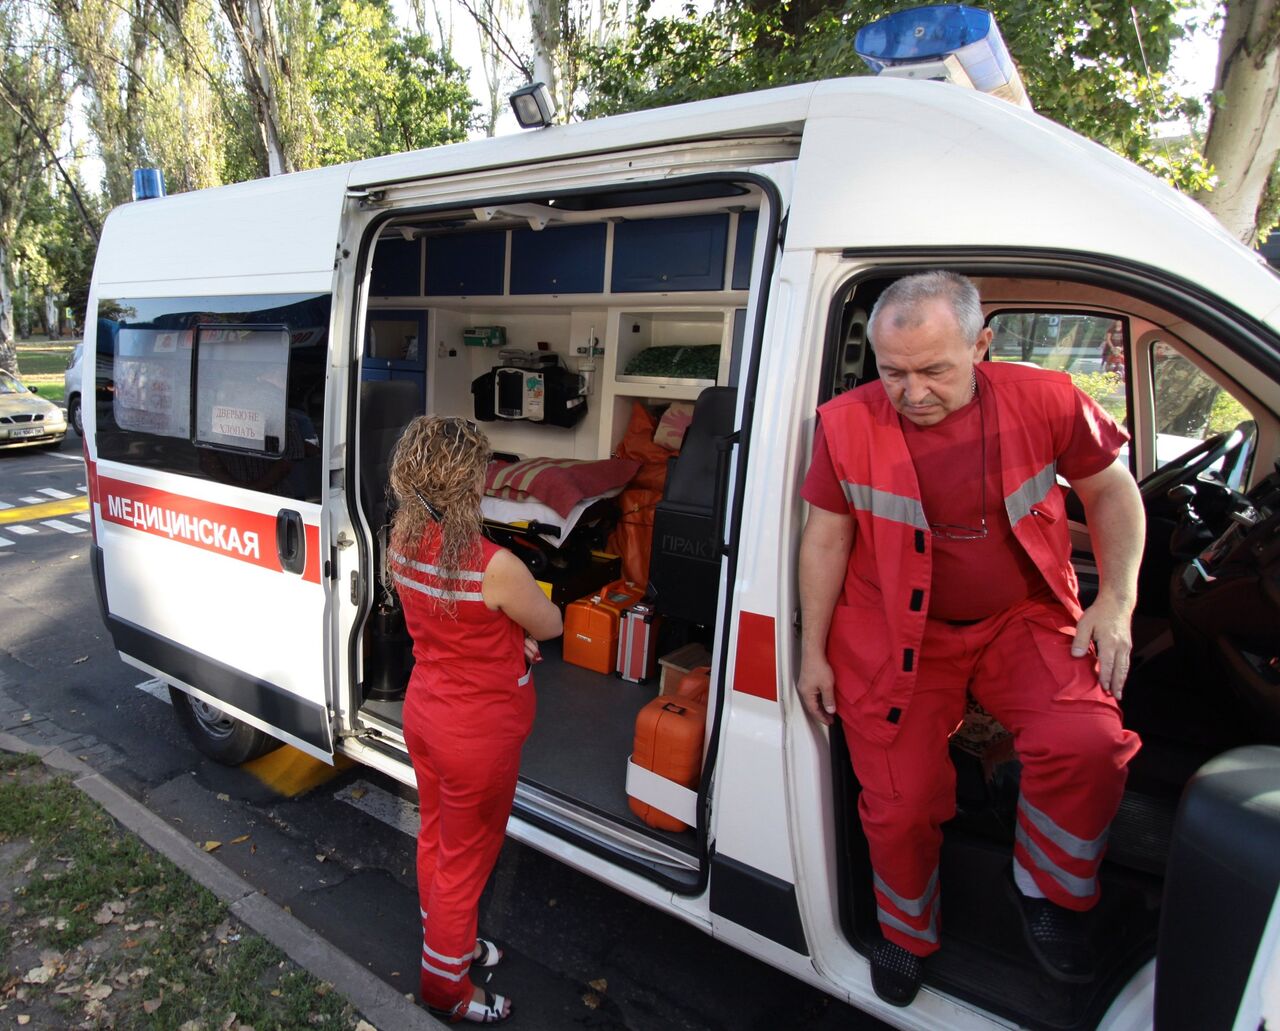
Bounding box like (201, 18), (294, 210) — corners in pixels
(0, 752), (369, 1030)
(11, 339), (77, 405)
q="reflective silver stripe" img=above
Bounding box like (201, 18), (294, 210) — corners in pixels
(421, 957), (467, 982)
(876, 903), (939, 945)
(423, 940), (472, 967)
(1004, 462), (1057, 526)
(517, 667), (532, 687)
(873, 869), (939, 918)
(390, 550), (483, 581)
(1018, 796), (1109, 862)
(1015, 825), (1097, 898)
(841, 481), (928, 531)
(420, 908), (429, 919)
(393, 571), (483, 603)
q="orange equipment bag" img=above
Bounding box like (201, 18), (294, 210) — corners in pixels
(562, 579), (646, 674)
(627, 667), (711, 831)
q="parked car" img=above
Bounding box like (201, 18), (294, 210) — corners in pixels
(64, 342), (84, 437)
(0, 368), (67, 449)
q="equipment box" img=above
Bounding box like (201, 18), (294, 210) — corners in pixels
(462, 325), (507, 347)
(658, 642), (712, 695)
(536, 552), (621, 609)
(563, 579), (645, 674)
(618, 603), (660, 683)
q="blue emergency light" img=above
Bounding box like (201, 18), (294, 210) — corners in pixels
(855, 5), (1030, 108)
(132, 168), (166, 201)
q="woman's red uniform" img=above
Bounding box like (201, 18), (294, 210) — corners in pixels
(390, 529), (533, 1013)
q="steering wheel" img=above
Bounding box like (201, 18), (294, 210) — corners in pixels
(1139, 423), (1250, 502)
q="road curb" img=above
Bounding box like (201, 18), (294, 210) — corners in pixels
(0, 732), (447, 1031)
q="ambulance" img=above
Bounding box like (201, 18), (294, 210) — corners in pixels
(83, 75), (1280, 1029)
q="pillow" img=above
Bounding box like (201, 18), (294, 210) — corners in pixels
(485, 457), (641, 518)
(653, 401), (694, 451)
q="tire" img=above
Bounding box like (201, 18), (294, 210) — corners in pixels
(169, 686), (279, 765)
(68, 395), (83, 437)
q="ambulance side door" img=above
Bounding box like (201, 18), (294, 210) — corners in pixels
(86, 169), (348, 762)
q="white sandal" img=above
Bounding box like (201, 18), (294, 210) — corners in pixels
(473, 937), (503, 968)
(432, 989), (511, 1023)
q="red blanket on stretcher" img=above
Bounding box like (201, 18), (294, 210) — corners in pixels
(485, 457), (640, 518)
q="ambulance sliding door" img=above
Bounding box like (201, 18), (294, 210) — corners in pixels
(87, 169), (348, 762)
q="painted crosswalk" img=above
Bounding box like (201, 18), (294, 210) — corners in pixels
(0, 481), (92, 548)
(336, 779), (419, 837)
(41, 519), (85, 534)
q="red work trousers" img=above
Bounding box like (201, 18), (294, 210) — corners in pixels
(404, 709), (526, 1013)
(843, 597), (1140, 958)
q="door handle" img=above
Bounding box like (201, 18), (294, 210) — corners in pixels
(276, 509), (306, 575)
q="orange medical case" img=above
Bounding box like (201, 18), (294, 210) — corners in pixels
(628, 667), (711, 831)
(562, 579), (645, 674)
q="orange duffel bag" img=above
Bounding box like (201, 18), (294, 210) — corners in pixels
(627, 667), (710, 831)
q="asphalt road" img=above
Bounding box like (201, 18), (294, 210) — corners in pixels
(0, 434), (887, 1031)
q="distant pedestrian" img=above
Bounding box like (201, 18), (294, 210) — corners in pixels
(387, 416), (561, 1024)
(1101, 321), (1125, 376)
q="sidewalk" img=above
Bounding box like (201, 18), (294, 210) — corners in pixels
(0, 733), (444, 1031)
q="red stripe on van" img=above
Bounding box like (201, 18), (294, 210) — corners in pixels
(733, 612), (777, 701)
(97, 475), (321, 584)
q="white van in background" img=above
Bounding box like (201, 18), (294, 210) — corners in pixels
(83, 77), (1280, 1029)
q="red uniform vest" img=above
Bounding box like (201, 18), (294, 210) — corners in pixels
(391, 529), (533, 742)
(818, 362), (1085, 746)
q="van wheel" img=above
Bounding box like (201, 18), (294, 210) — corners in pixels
(169, 687), (278, 765)
(68, 395), (83, 437)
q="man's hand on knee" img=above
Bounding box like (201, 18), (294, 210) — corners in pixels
(797, 656), (838, 726)
(1071, 596), (1134, 700)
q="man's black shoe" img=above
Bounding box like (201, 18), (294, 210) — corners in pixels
(1009, 878), (1096, 983)
(870, 940), (923, 1007)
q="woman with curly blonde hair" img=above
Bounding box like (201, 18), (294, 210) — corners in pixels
(387, 416), (561, 1024)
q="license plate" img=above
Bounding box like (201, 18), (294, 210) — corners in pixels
(13, 426), (43, 438)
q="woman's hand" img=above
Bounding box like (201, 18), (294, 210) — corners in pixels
(523, 636), (542, 664)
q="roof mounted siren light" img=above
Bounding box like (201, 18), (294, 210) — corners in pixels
(854, 5), (1032, 109)
(132, 168), (166, 202)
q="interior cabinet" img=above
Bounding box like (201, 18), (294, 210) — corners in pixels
(510, 224), (607, 294)
(363, 309), (427, 406)
(732, 211), (758, 291)
(370, 237), (422, 297)
(611, 215), (730, 293)
(424, 230), (506, 296)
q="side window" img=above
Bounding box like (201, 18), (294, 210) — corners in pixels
(195, 328), (290, 454)
(113, 328), (193, 438)
(988, 311), (1131, 467)
(1151, 343), (1253, 480)
(95, 295), (330, 503)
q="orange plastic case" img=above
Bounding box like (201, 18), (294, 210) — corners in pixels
(562, 579), (645, 674)
(628, 667), (711, 831)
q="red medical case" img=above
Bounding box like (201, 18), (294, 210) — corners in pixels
(562, 579), (645, 674)
(617, 603), (660, 683)
(627, 668), (710, 831)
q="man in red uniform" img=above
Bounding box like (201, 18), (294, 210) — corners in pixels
(797, 272), (1144, 1007)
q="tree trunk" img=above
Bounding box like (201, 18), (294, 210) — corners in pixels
(0, 240), (17, 376)
(45, 288), (60, 340)
(221, 0), (292, 176)
(527, 0), (561, 116)
(1196, 0), (1280, 242)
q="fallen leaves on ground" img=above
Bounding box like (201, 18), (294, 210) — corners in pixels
(203, 840), (222, 852)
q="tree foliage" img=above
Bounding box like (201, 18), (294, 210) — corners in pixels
(581, 0), (1199, 182)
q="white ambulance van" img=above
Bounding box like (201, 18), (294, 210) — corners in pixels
(84, 77), (1280, 1029)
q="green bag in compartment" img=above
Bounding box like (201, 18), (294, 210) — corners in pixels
(623, 345), (720, 380)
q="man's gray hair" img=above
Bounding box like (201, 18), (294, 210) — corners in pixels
(868, 271), (984, 347)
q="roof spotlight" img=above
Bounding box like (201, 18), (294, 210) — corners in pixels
(509, 82), (556, 129)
